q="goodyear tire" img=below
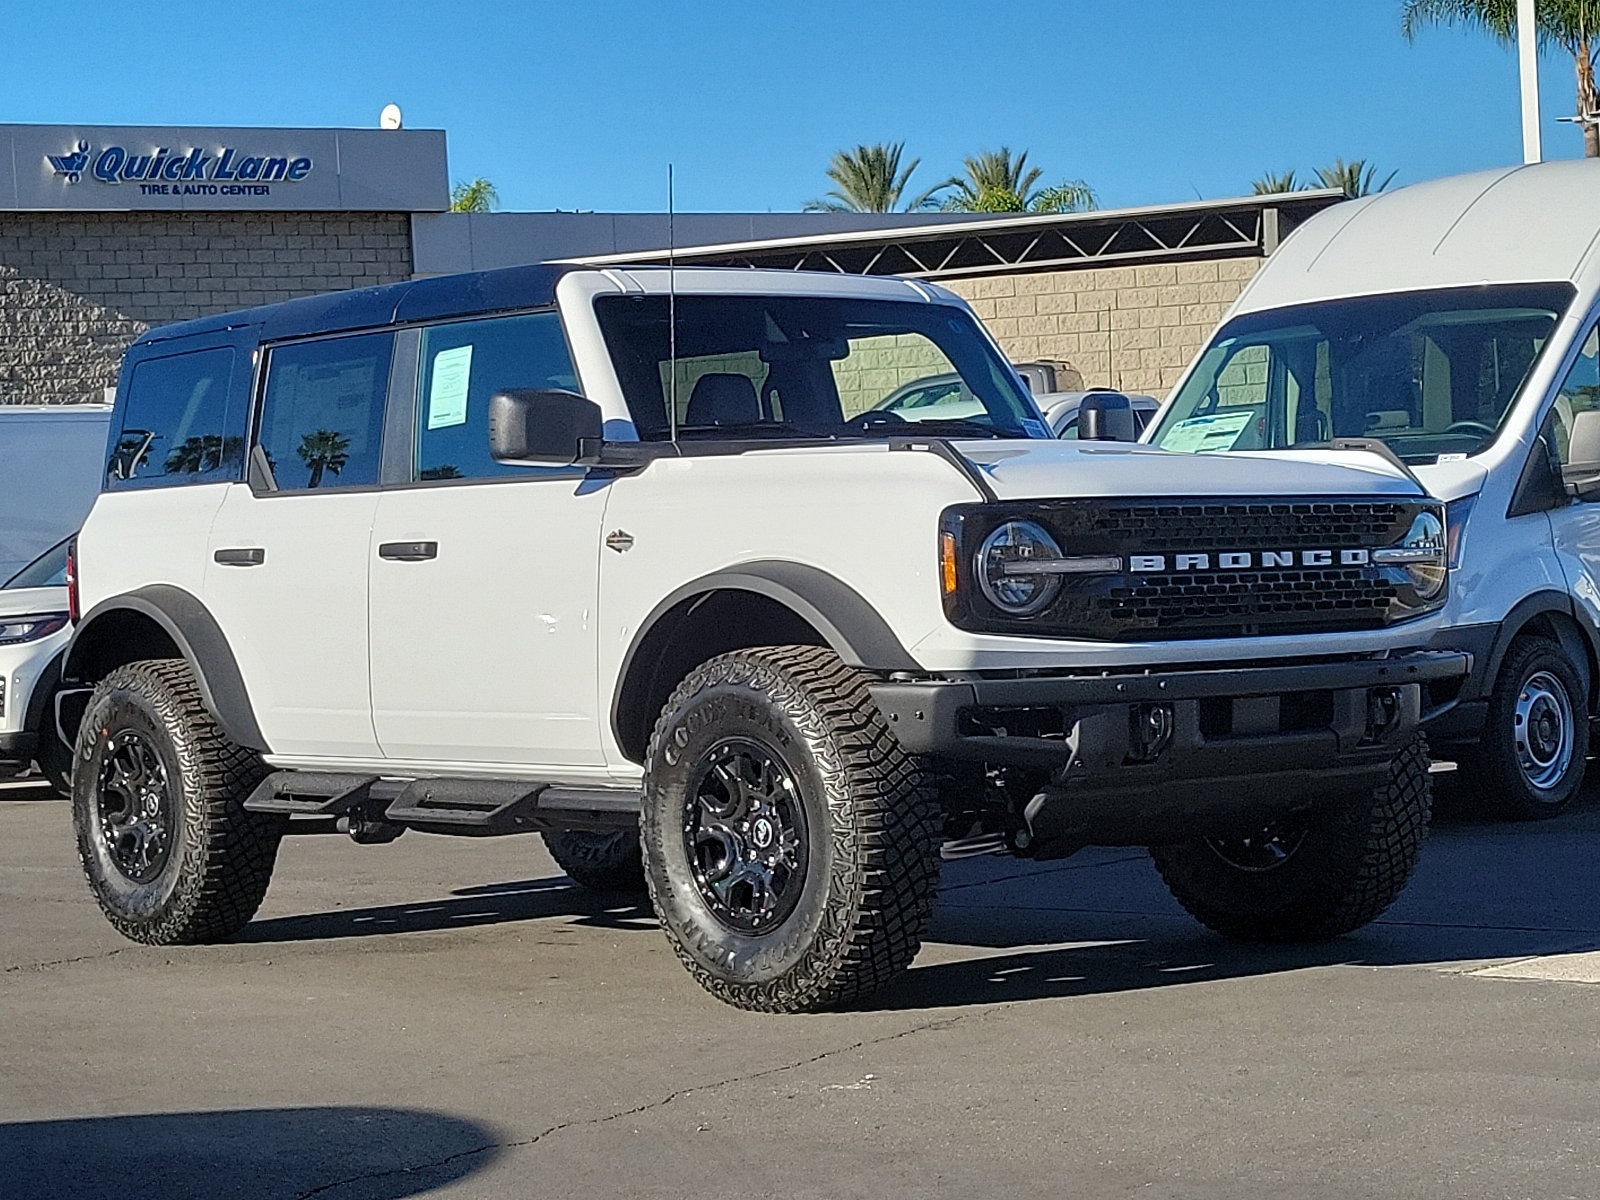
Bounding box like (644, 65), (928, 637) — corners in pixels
(1151, 735), (1432, 942)
(71, 659), (284, 944)
(1470, 637), (1589, 821)
(542, 829), (646, 893)
(641, 645), (941, 1012)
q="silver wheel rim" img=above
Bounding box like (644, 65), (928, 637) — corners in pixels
(1514, 669), (1575, 793)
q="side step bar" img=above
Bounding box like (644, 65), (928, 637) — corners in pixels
(244, 772), (640, 836)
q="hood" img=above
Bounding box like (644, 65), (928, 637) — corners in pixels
(0, 586), (69, 619)
(952, 441), (1428, 501)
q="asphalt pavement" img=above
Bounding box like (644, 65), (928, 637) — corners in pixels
(3, 769), (1599, 1200)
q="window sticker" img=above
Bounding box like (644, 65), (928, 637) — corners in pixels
(1019, 418), (1051, 440)
(1159, 411), (1253, 453)
(426, 344), (473, 430)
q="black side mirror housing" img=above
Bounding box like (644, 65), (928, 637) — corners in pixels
(488, 389), (604, 466)
(1078, 390), (1137, 442)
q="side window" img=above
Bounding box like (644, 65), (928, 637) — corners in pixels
(107, 347), (236, 488)
(416, 311), (579, 480)
(1552, 324), (1600, 467)
(258, 332), (393, 491)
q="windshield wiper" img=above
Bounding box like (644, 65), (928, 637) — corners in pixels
(675, 422), (828, 440)
(894, 419), (1014, 439)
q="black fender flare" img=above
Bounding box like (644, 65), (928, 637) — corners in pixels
(1480, 590), (1599, 706)
(64, 585), (270, 753)
(609, 560), (920, 752)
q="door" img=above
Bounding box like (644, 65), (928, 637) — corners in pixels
(202, 330), (395, 760)
(368, 309), (608, 769)
(1547, 321), (1600, 626)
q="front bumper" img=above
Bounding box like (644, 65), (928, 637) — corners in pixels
(870, 650), (1471, 849)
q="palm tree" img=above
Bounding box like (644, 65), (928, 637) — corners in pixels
(940, 148), (1096, 213)
(1402, 0), (1600, 156)
(804, 143), (943, 212)
(296, 429), (351, 489)
(1314, 158), (1397, 197)
(1251, 168), (1302, 194)
(449, 177), (499, 213)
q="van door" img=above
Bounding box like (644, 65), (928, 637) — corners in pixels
(202, 330), (394, 761)
(367, 310), (608, 772)
(1546, 323), (1600, 628)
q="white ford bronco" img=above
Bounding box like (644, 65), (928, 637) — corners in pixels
(63, 265), (1467, 1011)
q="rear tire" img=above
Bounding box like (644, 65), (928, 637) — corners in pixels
(72, 659), (283, 944)
(1471, 637), (1588, 820)
(542, 829), (645, 892)
(1151, 735), (1432, 942)
(641, 645), (941, 1012)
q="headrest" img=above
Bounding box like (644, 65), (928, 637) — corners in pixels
(685, 373), (759, 427)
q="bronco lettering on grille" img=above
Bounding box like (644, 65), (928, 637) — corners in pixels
(1128, 549), (1372, 572)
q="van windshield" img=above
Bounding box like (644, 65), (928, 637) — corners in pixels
(593, 294), (1044, 440)
(1147, 283), (1576, 462)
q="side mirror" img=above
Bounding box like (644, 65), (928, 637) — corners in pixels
(488, 389), (603, 466)
(1078, 391), (1137, 442)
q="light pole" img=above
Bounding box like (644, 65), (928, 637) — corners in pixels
(1519, 0), (1542, 163)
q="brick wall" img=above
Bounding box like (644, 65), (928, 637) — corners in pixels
(0, 212), (412, 405)
(943, 256), (1263, 397)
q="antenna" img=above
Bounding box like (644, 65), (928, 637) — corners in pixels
(668, 164), (678, 445)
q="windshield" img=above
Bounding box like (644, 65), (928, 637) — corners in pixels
(593, 294), (1044, 440)
(3, 538), (68, 589)
(1147, 283), (1576, 462)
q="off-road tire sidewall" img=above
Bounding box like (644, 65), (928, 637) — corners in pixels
(72, 660), (279, 944)
(1478, 638), (1589, 820)
(1151, 735), (1433, 943)
(642, 647), (940, 1012)
(542, 828), (646, 893)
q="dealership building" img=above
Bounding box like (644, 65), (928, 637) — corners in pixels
(0, 122), (1341, 407)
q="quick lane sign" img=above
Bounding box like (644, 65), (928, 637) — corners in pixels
(2, 124), (448, 212)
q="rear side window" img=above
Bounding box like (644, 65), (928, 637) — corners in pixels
(107, 347), (236, 488)
(415, 311), (579, 480)
(257, 332), (393, 491)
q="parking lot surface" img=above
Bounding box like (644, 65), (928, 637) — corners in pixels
(4, 772), (1600, 1200)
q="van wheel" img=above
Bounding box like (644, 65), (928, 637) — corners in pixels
(72, 659), (284, 944)
(1151, 735), (1432, 941)
(542, 829), (645, 892)
(1472, 638), (1589, 820)
(641, 645), (941, 1013)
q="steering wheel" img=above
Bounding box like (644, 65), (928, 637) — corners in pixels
(843, 410), (908, 433)
(1444, 420), (1496, 437)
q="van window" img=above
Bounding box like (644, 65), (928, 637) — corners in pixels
(258, 332), (393, 491)
(1552, 324), (1600, 468)
(108, 347), (236, 488)
(1148, 283), (1575, 463)
(415, 311), (579, 480)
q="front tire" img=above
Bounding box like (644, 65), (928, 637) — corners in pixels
(72, 659), (283, 944)
(1151, 735), (1432, 942)
(1471, 637), (1589, 820)
(641, 645), (941, 1013)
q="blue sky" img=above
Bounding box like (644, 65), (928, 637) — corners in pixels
(0, 0), (1587, 212)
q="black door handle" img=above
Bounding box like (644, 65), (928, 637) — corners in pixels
(213, 547), (265, 566)
(378, 540), (438, 562)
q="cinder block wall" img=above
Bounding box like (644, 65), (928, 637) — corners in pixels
(0, 212), (412, 405)
(943, 257), (1263, 397)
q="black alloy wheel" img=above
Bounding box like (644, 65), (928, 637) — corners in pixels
(95, 730), (175, 884)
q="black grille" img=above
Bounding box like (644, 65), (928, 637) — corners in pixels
(946, 496), (1438, 642)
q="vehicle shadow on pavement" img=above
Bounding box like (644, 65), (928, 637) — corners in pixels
(869, 787), (1600, 1012)
(0, 1106), (502, 1200)
(238, 877), (656, 944)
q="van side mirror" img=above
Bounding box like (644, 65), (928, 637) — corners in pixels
(1078, 391), (1137, 442)
(488, 389), (603, 466)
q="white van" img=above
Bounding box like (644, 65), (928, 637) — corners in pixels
(1145, 161), (1600, 818)
(0, 404), (113, 581)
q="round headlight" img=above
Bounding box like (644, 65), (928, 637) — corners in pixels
(1397, 510), (1446, 601)
(977, 520), (1064, 616)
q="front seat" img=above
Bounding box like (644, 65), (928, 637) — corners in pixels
(685, 373), (760, 427)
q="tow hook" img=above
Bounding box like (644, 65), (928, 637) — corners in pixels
(1128, 703), (1174, 763)
(1367, 687), (1402, 738)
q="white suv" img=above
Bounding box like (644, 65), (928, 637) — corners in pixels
(63, 265), (1466, 1011)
